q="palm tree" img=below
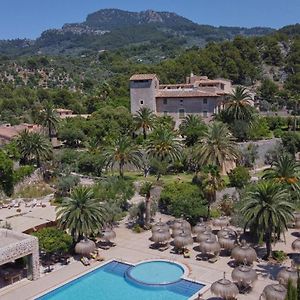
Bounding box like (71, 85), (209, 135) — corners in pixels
(56, 186), (107, 241)
(200, 165), (224, 219)
(139, 181), (153, 227)
(179, 114), (207, 146)
(38, 102), (60, 139)
(146, 127), (182, 180)
(194, 122), (240, 172)
(103, 135), (142, 177)
(263, 153), (300, 193)
(16, 130), (52, 167)
(241, 181), (294, 259)
(224, 86), (254, 122)
(134, 107), (155, 139)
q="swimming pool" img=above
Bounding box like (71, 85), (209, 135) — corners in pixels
(37, 260), (205, 300)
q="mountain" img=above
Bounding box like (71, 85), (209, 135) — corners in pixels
(0, 9), (275, 57)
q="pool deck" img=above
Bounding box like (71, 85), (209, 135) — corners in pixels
(0, 214), (296, 300)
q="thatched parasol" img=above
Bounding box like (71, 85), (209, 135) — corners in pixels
(211, 272), (239, 300)
(171, 219), (191, 231)
(196, 230), (216, 243)
(261, 284), (287, 300)
(199, 238), (220, 255)
(292, 238), (300, 251)
(100, 228), (116, 242)
(231, 265), (257, 286)
(75, 238), (96, 256)
(151, 229), (171, 243)
(276, 266), (298, 287)
(151, 219), (169, 233)
(172, 227), (191, 238)
(192, 223), (211, 235)
(213, 216), (230, 228)
(217, 227), (235, 238)
(173, 232), (193, 249)
(218, 234), (236, 250)
(231, 240), (257, 264)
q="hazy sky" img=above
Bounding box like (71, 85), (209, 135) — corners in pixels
(0, 0), (299, 39)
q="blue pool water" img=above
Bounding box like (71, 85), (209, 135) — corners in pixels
(37, 261), (204, 300)
(128, 261), (184, 285)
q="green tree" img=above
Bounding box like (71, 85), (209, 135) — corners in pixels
(139, 181), (153, 227)
(38, 102), (60, 139)
(146, 127), (182, 180)
(103, 135), (142, 177)
(194, 122), (240, 172)
(0, 150), (14, 196)
(228, 166), (251, 188)
(241, 181), (294, 259)
(133, 107), (155, 140)
(179, 114), (207, 146)
(224, 86), (254, 122)
(56, 186), (107, 241)
(263, 153), (300, 193)
(16, 130), (52, 167)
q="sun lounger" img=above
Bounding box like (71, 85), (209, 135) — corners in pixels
(183, 250), (191, 258)
(81, 257), (90, 266)
(208, 256), (218, 263)
(158, 244), (170, 252)
(36, 201), (42, 207)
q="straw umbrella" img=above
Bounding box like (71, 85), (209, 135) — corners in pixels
(231, 240), (257, 265)
(292, 238), (300, 251)
(192, 223), (211, 235)
(218, 234), (236, 251)
(173, 232), (193, 250)
(213, 216), (230, 228)
(172, 226), (191, 238)
(171, 219), (191, 231)
(261, 284), (286, 300)
(199, 238), (220, 256)
(151, 229), (171, 244)
(231, 265), (257, 288)
(276, 266), (298, 287)
(196, 230), (216, 243)
(75, 238), (96, 256)
(211, 272), (239, 300)
(100, 228), (116, 242)
(151, 220), (169, 233)
(217, 227), (235, 238)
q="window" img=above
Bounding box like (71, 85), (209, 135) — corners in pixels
(179, 108), (185, 119)
(163, 99), (168, 105)
(203, 111), (208, 118)
(140, 100), (144, 105)
(203, 98), (208, 104)
(163, 111), (168, 116)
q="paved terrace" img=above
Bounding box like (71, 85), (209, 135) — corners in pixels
(1, 215), (297, 300)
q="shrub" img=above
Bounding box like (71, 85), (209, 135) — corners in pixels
(160, 182), (206, 224)
(13, 165), (35, 184)
(273, 128), (283, 138)
(281, 132), (300, 155)
(228, 166), (251, 188)
(219, 195), (235, 216)
(132, 224), (143, 233)
(272, 250), (287, 263)
(32, 227), (72, 254)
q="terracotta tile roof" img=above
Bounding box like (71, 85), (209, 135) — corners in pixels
(0, 124), (41, 140)
(130, 74), (157, 81)
(156, 89), (218, 98)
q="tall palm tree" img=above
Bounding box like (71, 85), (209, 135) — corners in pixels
(201, 165), (224, 219)
(241, 181), (294, 259)
(16, 130), (52, 167)
(224, 86), (254, 122)
(179, 114), (207, 146)
(146, 127), (182, 179)
(103, 135), (142, 177)
(38, 102), (60, 139)
(139, 181), (153, 227)
(56, 186), (107, 242)
(263, 153), (300, 193)
(194, 122), (240, 172)
(134, 107), (155, 140)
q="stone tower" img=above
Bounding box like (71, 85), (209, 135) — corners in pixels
(130, 74), (158, 114)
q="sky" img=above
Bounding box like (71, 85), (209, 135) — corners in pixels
(0, 0), (299, 39)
